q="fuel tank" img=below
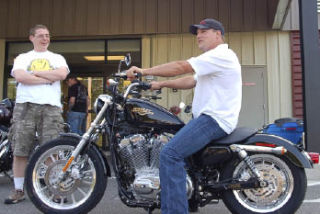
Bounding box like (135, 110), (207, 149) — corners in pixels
(125, 98), (184, 132)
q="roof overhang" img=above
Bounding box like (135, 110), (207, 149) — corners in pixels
(273, 0), (292, 29)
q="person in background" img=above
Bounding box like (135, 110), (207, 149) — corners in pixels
(66, 76), (89, 135)
(126, 18), (242, 214)
(4, 24), (69, 204)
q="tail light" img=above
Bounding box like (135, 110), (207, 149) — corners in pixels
(308, 152), (319, 164)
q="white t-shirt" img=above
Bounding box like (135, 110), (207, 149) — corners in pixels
(187, 44), (242, 134)
(11, 50), (69, 108)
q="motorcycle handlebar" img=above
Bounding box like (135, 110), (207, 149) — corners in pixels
(113, 72), (142, 80)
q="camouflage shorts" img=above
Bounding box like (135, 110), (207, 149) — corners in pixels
(8, 103), (64, 157)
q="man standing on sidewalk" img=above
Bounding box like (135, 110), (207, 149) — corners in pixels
(4, 24), (69, 204)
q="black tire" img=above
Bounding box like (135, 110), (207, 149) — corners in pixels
(221, 154), (307, 214)
(25, 136), (107, 214)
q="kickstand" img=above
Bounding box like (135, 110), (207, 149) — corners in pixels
(146, 208), (154, 214)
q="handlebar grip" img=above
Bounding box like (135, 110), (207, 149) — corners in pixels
(135, 72), (142, 78)
(113, 72), (142, 80)
(139, 81), (151, 90)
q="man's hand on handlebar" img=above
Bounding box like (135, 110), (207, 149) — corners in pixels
(150, 81), (162, 90)
(126, 66), (144, 80)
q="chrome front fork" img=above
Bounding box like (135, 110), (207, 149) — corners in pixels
(62, 101), (110, 173)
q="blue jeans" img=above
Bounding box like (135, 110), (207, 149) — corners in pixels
(160, 114), (227, 214)
(67, 111), (87, 135)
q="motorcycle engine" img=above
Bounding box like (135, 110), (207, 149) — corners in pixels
(118, 134), (193, 201)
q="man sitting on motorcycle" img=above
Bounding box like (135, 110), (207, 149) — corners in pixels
(127, 18), (242, 214)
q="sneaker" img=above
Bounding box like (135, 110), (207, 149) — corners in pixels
(4, 189), (25, 204)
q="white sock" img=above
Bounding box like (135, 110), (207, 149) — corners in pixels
(14, 177), (24, 191)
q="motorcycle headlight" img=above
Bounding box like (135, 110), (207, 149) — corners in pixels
(93, 95), (112, 113)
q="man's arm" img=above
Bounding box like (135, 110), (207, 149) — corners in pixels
(68, 96), (76, 111)
(86, 96), (90, 114)
(127, 61), (194, 79)
(13, 69), (53, 85)
(151, 75), (196, 90)
(33, 67), (68, 82)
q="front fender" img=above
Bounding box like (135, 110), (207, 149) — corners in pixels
(59, 133), (111, 176)
(245, 133), (312, 168)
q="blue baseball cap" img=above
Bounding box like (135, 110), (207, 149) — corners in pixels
(190, 18), (225, 35)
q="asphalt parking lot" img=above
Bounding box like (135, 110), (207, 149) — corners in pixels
(0, 165), (320, 214)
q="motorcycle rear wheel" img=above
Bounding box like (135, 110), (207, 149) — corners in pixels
(221, 154), (307, 214)
(25, 136), (107, 214)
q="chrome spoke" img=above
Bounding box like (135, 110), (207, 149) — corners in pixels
(233, 154), (294, 213)
(32, 144), (97, 209)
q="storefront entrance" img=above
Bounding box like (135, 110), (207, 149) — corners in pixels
(5, 39), (141, 149)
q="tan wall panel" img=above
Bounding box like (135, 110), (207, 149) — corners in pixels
(266, 32), (281, 121)
(241, 32), (254, 65)
(142, 31), (292, 123)
(228, 33), (242, 62)
(141, 36), (151, 68)
(154, 35), (169, 108)
(253, 32), (267, 65)
(167, 35), (182, 109)
(278, 32), (292, 116)
(0, 40), (5, 99)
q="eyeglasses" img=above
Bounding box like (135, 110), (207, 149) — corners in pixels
(34, 34), (50, 39)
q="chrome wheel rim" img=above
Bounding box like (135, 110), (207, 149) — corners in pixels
(32, 145), (97, 210)
(232, 154), (294, 213)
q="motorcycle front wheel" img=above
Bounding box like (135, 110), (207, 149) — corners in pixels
(25, 136), (107, 214)
(221, 154), (307, 214)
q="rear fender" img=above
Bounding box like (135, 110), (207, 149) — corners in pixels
(59, 133), (111, 176)
(245, 133), (312, 168)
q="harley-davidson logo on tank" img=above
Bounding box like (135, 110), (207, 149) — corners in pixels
(132, 107), (154, 116)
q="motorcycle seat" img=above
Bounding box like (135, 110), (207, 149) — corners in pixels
(212, 127), (258, 145)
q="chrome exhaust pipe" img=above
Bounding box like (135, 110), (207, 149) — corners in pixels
(230, 144), (287, 155)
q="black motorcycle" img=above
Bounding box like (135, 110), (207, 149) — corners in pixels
(0, 98), (14, 179)
(26, 55), (314, 214)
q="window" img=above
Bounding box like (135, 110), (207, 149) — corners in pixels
(4, 39), (141, 99)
